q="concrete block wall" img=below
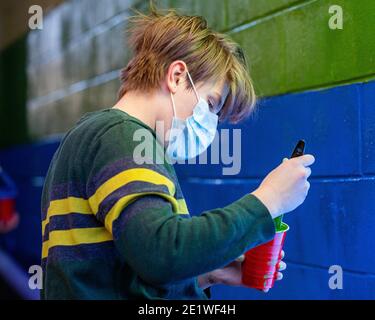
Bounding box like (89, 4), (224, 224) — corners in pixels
(178, 81), (375, 299)
(0, 0), (374, 299)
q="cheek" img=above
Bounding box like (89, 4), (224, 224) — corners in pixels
(175, 92), (197, 119)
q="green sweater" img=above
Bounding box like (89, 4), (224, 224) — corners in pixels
(40, 108), (276, 300)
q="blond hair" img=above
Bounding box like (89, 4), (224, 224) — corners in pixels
(118, 6), (256, 123)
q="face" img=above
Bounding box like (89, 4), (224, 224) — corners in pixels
(173, 76), (229, 120)
(162, 62), (229, 145)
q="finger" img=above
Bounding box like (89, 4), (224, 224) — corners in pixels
(304, 181), (311, 195)
(305, 167), (312, 178)
(296, 154), (315, 167)
(263, 288), (269, 293)
(235, 254), (245, 262)
(267, 258), (279, 266)
(278, 261), (287, 271)
(280, 250), (285, 259)
(276, 272), (283, 281)
(282, 158), (288, 163)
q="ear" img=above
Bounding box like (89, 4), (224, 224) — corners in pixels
(166, 60), (188, 94)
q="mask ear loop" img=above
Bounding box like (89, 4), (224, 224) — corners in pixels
(186, 71), (200, 102)
(170, 92), (177, 117)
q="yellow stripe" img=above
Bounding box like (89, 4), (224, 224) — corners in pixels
(89, 168), (176, 213)
(42, 197), (92, 236)
(177, 198), (189, 215)
(42, 169), (176, 235)
(104, 192), (181, 234)
(42, 227), (113, 259)
(41, 198), (190, 258)
(41, 195), (188, 237)
(42, 169), (186, 239)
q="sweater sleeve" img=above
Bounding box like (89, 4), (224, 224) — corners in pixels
(86, 120), (276, 285)
(111, 192), (276, 285)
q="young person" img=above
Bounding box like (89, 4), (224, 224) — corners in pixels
(41, 8), (314, 299)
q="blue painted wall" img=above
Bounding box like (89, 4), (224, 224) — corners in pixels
(177, 80), (375, 299)
(1, 80), (374, 299)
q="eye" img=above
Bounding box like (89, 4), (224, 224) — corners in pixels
(208, 100), (216, 113)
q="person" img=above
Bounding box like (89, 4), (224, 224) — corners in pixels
(40, 7), (314, 299)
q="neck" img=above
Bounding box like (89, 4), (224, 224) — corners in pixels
(113, 90), (172, 145)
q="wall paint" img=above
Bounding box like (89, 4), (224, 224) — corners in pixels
(1, 80), (374, 299)
(0, 0), (374, 299)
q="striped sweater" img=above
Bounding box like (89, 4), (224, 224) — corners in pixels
(40, 108), (276, 300)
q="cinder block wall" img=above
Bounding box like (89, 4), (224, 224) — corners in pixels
(1, 0), (374, 299)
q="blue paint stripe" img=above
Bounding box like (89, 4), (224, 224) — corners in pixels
(175, 81), (367, 178)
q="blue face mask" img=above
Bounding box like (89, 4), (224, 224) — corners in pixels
(166, 71), (219, 161)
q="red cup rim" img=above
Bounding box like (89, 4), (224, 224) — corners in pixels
(275, 222), (289, 234)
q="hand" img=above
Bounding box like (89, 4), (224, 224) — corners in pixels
(263, 250), (286, 293)
(198, 251), (287, 292)
(251, 155), (315, 219)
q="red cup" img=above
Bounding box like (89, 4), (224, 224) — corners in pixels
(0, 198), (16, 224)
(242, 222), (289, 290)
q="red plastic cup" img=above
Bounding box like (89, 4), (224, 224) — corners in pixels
(242, 222), (289, 290)
(0, 198), (16, 224)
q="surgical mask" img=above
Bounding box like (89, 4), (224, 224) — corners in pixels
(166, 71), (219, 161)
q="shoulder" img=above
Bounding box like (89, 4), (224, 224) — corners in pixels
(88, 109), (162, 164)
(83, 109), (175, 186)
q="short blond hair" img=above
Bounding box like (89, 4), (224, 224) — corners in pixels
(118, 6), (256, 123)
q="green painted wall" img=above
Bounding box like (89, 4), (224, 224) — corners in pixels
(1, 0), (374, 145)
(166, 0), (375, 96)
(230, 0), (375, 96)
(0, 35), (29, 148)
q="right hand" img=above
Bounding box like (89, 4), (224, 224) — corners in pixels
(251, 155), (315, 219)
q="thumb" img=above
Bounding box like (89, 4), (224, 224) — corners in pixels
(296, 154), (315, 167)
(235, 254), (245, 263)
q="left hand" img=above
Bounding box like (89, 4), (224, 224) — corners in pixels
(199, 250), (286, 292)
